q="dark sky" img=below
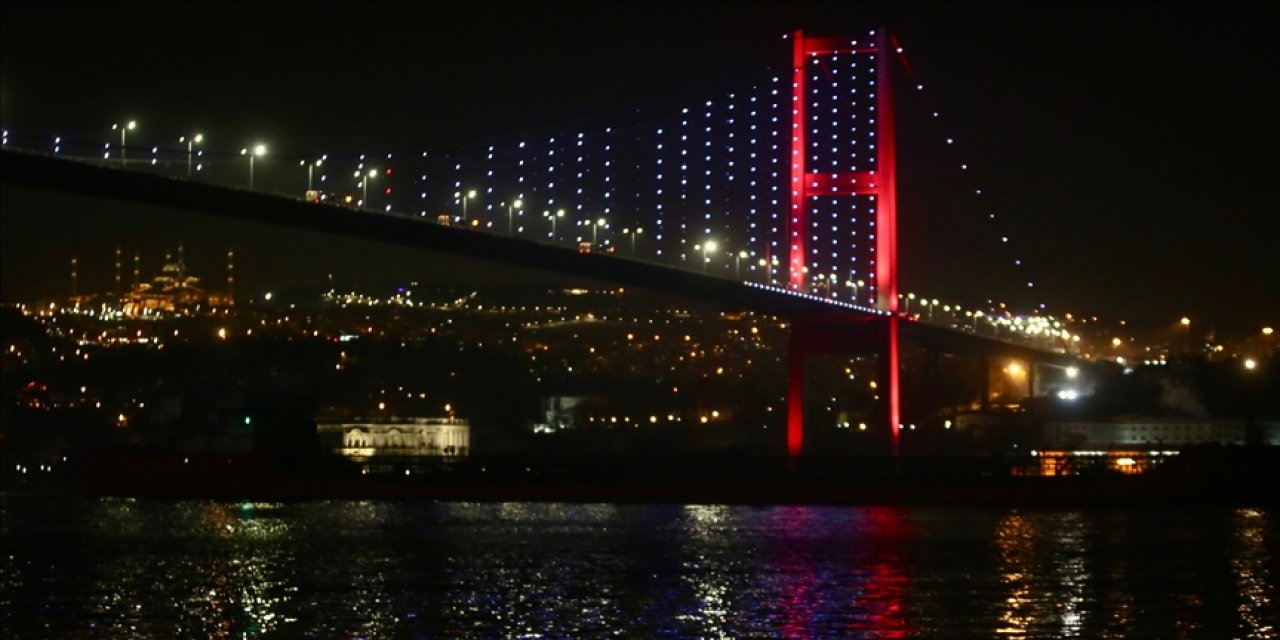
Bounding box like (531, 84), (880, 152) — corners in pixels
(2, 1), (1276, 332)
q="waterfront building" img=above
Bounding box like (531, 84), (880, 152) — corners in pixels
(316, 417), (470, 460)
(1042, 418), (1255, 448)
(1027, 418), (1280, 476)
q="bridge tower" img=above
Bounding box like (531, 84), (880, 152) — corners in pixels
(786, 29), (900, 456)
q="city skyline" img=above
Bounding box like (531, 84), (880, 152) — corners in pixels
(2, 1), (1276, 331)
(4, 6), (1278, 635)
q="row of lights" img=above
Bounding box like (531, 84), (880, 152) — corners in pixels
(891, 38), (1048, 309)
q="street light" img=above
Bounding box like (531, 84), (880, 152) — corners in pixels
(825, 273), (839, 296)
(507, 199), (522, 235)
(240, 143), (266, 189)
(1181, 317), (1192, 356)
(590, 218), (606, 245)
(758, 255), (779, 285)
(623, 228), (643, 255)
(848, 279), (866, 304)
(544, 209), (564, 241)
(734, 251), (748, 279)
(112, 120), (136, 167)
(179, 133), (203, 177)
(358, 168), (377, 207)
(301, 157), (323, 191)
(457, 189), (477, 223)
(920, 298), (941, 320)
(697, 240), (718, 272)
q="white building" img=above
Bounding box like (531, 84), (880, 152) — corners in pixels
(316, 417), (470, 460)
(1043, 419), (1246, 448)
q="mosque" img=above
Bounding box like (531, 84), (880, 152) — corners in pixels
(69, 244), (235, 317)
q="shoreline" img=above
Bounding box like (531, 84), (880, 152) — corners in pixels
(7, 450), (1273, 506)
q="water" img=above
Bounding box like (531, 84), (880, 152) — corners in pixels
(2, 493), (1276, 638)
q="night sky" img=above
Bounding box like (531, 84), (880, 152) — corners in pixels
(2, 1), (1275, 332)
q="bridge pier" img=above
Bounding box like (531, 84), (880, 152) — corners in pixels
(786, 331), (807, 457)
(786, 315), (900, 457)
(886, 315), (901, 454)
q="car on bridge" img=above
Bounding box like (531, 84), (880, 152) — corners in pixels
(304, 190), (355, 206)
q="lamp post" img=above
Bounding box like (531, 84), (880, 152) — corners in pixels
(1181, 317), (1192, 356)
(848, 279), (865, 305)
(301, 158), (323, 191)
(734, 251), (748, 279)
(358, 168), (377, 207)
(757, 256), (779, 285)
(590, 218), (606, 246)
(815, 273), (835, 297)
(544, 209), (564, 241)
(179, 134), (202, 177)
(457, 189), (476, 223)
(507, 199), (522, 235)
(623, 228), (643, 255)
(113, 121), (136, 167)
(240, 143), (266, 189)
(698, 240), (717, 272)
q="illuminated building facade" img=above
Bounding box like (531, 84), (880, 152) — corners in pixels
(1043, 419), (1251, 448)
(119, 251), (233, 317)
(316, 417), (470, 460)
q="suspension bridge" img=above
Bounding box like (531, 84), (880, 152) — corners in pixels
(1, 29), (1093, 455)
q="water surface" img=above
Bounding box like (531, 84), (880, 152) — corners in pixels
(2, 494), (1276, 638)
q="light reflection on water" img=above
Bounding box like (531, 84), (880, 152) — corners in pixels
(1234, 508), (1276, 639)
(2, 495), (1277, 638)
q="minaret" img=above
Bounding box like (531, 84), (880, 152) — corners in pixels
(178, 242), (186, 277)
(114, 245), (123, 293)
(70, 255), (78, 298)
(133, 252), (141, 287)
(226, 247), (235, 304)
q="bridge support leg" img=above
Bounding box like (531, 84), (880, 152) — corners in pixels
(786, 332), (807, 457)
(889, 315), (901, 454)
(877, 316), (901, 455)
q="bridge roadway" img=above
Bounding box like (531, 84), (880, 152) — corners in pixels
(2, 149), (1078, 368)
